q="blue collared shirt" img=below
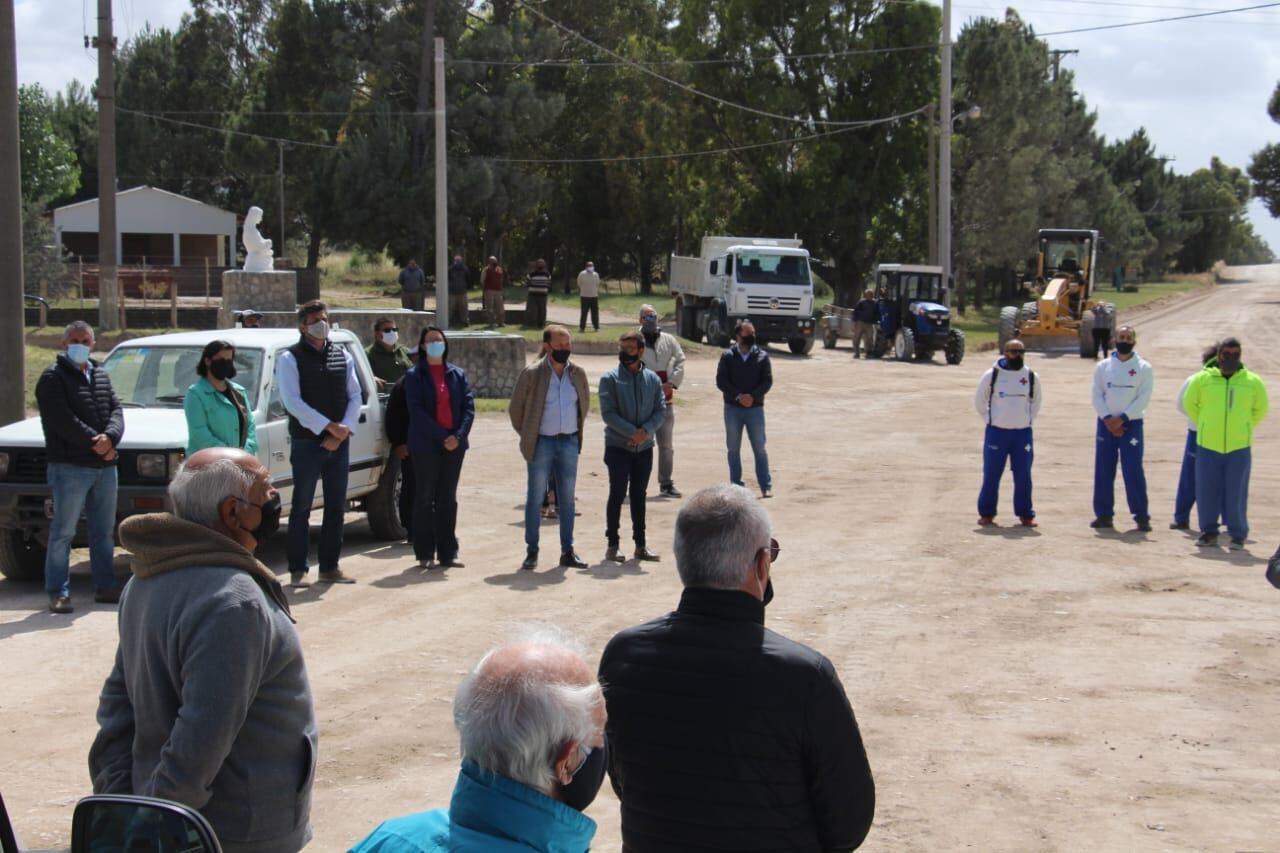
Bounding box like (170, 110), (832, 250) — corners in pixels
(539, 367), (579, 436)
(275, 345), (362, 438)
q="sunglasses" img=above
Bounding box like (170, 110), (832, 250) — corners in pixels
(382, 327), (399, 333)
(758, 537), (780, 563)
(641, 315), (658, 322)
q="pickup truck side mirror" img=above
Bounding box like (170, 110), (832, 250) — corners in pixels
(72, 795), (223, 853)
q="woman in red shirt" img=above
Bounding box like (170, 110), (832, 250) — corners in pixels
(404, 327), (475, 568)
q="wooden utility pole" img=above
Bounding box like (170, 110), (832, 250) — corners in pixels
(434, 36), (448, 330)
(1049, 49), (1078, 82)
(0, 0), (25, 425)
(95, 0), (120, 330)
(413, 0), (437, 265)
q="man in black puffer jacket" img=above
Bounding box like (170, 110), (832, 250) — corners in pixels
(35, 321), (125, 614)
(598, 484), (875, 852)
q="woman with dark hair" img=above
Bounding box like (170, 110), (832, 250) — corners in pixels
(404, 326), (475, 568)
(183, 340), (258, 456)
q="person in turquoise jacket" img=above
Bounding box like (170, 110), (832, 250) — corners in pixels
(184, 340), (258, 457)
(348, 633), (605, 853)
(1183, 337), (1269, 549)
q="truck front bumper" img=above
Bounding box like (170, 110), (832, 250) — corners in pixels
(731, 314), (816, 341)
(0, 483), (172, 545)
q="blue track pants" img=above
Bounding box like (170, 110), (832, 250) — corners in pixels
(1195, 446), (1251, 540)
(1093, 417), (1149, 521)
(978, 425), (1034, 519)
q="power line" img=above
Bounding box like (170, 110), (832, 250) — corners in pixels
(447, 41), (939, 68)
(1035, 0), (1280, 34)
(118, 107), (340, 150)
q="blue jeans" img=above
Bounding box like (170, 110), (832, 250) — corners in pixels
(45, 463), (118, 598)
(1093, 418), (1149, 521)
(287, 438), (350, 574)
(1173, 429), (1197, 526)
(525, 435), (578, 554)
(977, 425), (1033, 519)
(724, 405), (771, 490)
(1196, 446), (1251, 540)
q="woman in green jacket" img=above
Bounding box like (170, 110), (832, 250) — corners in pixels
(184, 340), (258, 456)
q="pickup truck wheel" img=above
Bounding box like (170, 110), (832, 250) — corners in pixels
(0, 529), (47, 581)
(366, 454), (408, 541)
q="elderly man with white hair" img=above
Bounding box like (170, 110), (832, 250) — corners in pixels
(350, 627), (606, 852)
(599, 484), (875, 852)
(89, 448), (317, 853)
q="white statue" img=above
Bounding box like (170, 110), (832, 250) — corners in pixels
(242, 206), (274, 272)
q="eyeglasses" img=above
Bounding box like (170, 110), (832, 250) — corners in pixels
(758, 537), (780, 563)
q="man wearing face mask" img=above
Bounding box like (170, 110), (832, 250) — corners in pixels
(90, 449), (316, 853)
(638, 304), (686, 498)
(366, 317), (413, 394)
(36, 321), (125, 613)
(276, 300), (363, 586)
(599, 485), (875, 852)
(509, 326), (591, 571)
(1090, 325), (1154, 531)
(715, 320), (774, 498)
(599, 331), (666, 562)
(576, 261), (600, 332)
(1183, 337), (1269, 549)
(974, 339), (1043, 527)
(349, 628), (605, 853)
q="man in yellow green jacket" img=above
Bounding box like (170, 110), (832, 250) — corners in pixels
(1183, 338), (1269, 549)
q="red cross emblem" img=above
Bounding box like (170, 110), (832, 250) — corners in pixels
(1019, 377), (1028, 385)
(1128, 368), (1136, 376)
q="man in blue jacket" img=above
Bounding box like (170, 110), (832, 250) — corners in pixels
(598, 331), (667, 562)
(715, 320), (774, 498)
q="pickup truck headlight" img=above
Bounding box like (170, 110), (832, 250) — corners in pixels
(137, 453), (169, 479)
(0, 451), (8, 477)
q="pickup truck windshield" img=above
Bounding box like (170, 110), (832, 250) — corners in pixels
(101, 346), (265, 409)
(734, 252), (810, 285)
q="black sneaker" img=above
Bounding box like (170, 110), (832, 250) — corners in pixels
(1169, 522), (1190, 531)
(1195, 532), (1219, 547)
(1229, 538), (1246, 551)
(660, 483), (682, 498)
(1136, 519), (1153, 532)
(559, 551), (588, 569)
(521, 551), (538, 571)
(1090, 517), (1114, 529)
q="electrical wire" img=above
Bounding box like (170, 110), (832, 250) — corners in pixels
(118, 108), (341, 150)
(1034, 0), (1280, 33)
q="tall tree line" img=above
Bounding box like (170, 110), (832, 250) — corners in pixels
(20, 0), (1276, 305)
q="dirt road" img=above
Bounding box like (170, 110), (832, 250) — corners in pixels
(4, 265), (1279, 851)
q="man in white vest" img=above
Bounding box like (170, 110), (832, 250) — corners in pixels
(974, 338), (1043, 527)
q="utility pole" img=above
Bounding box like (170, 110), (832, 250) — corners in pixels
(925, 104), (937, 266)
(0, 0), (25, 425)
(434, 36), (448, 330)
(95, 0), (119, 330)
(939, 0), (954, 294)
(1049, 49), (1078, 82)
(277, 140), (285, 259)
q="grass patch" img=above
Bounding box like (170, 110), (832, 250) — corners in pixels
(475, 398), (512, 414)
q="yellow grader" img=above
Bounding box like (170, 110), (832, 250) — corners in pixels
(998, 228), (1101, 357)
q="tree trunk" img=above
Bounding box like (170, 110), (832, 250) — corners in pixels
(306, 227), (322, 270)
(955, 260), (967, 316)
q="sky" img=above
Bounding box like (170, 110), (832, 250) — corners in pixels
(13, 0), (1280, 255)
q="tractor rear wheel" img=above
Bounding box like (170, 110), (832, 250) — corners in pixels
(998, 306), (1018, 350)
(945, 329), (966, 365)
(894, 328), (916, 362)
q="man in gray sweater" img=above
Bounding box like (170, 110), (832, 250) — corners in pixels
(89, 448), (316, 853)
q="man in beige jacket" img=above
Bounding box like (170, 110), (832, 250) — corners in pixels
(509, 325), (591, 571)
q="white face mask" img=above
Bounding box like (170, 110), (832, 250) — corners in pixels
(307, 320), (330, 340)
(381, 330), (399, 346)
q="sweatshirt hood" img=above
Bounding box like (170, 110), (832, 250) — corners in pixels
(119, 513), (293, 620)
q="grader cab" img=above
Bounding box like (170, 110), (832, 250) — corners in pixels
(998, 228), (1101, 357)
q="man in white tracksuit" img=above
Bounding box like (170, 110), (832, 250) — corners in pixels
(638, 304), (687, 498)
(975, 338), (1043, 526)
(1090, 325), (1155, 531)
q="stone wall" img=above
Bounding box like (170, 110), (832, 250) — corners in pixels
(218, 270), (297, 328)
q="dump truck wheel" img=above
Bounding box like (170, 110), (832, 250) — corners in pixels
(788, 337), (815, 355)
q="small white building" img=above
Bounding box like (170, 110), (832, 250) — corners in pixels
(53, 186), (238, 266)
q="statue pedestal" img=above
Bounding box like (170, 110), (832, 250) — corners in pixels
(219, 270), (297, 328)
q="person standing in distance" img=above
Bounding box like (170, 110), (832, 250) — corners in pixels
(1183, 337), (1269, 550)
(509, 325), (591, 571)
(715, 320), (773, 498)
(577, 260), (601, 333)
(481, 256), (505, 327)
(599, 331), (666, 563)
(525, 259), (552, 329)
(1171, 343), (1219, 531)
(1090, 325), (1154, 531)
(36, 321), (125, 613)
(851, 289), (879, 359)
(638, 304), (686, 498)
(399, 259), (426, 312)
(448, 255), (470, 327)
(275, 300), (362, 586)
(974, 338), (1042, 527)
(1091, 301), (1116, 359)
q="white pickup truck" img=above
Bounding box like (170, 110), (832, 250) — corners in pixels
(0, 328), (403, 581)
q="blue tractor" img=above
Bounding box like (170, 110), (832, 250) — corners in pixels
(868, 264), (965, 364)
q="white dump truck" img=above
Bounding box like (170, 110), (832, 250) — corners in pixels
(669, 236), (818, 354)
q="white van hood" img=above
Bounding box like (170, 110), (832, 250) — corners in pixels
(0, 408), (189, 451)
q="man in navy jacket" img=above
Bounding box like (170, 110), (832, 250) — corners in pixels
(715, 320), (774, 498)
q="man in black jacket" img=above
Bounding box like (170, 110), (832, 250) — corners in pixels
(599, 484), (875, 852)
(35, 321), (125, 613)
(714, 320), (773, 498)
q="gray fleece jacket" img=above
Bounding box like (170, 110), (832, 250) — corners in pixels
(89, 513), (317, 853)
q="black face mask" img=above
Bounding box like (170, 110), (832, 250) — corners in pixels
(641, 328), (659, 346)
(1114, 342), (1135, 355)
(238, 494), (282, 542)
(1004, 357), (1024, 371)
(619, 351), (641, 366)
(559, 737), (608, 812)
(1218, 353), (1241, 374)
(739, 335), (756, 349)
(550, 348), (571, 365)
(210, 360), (237, 380)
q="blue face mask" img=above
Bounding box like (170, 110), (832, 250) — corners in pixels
(425, 341), (446, 359)
(67, 343), (91, 365)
